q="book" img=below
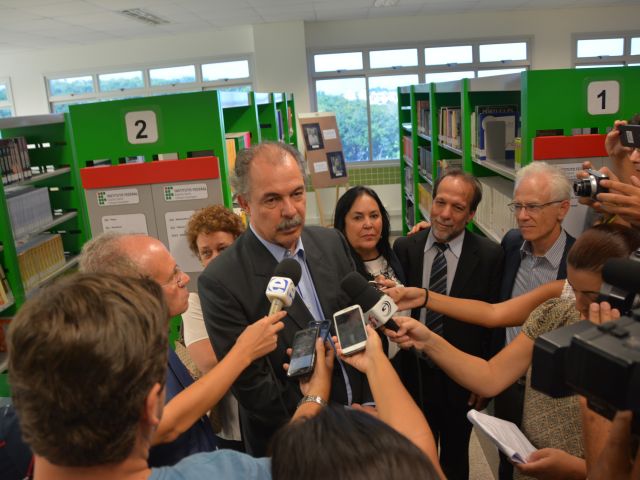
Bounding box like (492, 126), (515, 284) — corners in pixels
(467, 409), (537, 464)
(475, 105), (519, 161)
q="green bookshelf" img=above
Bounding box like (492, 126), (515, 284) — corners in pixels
(399, 66), (640, 236)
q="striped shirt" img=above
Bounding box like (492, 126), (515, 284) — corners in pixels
(505, 230), (568, 345)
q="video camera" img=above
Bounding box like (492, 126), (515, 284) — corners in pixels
(531, 252), (640, 429)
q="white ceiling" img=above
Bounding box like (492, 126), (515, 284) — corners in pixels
(0, 0), (634, 56)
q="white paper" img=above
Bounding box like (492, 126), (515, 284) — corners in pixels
(314, 161), (329, 173)
(101, 214), (148, 234)
(165, 211), (202, 273)
(323, 129), (337, 140)
(467, 409), (537, 464)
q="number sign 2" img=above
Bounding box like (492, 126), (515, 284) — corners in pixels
(587, 81), (620, 115)
(125, 110), (159, 144)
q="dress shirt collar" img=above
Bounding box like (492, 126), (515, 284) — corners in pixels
(424, 228), (465, 259)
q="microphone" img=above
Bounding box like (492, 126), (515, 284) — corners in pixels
(341, 272), (400, 331)
(266, 258), (302, 315)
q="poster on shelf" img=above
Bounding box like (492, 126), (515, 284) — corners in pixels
(298, 112), (349, 189)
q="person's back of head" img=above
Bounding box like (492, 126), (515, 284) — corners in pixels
(270, 406), (440, 480)
(568, 223), (640, 271)
(8, 273), (168, 467)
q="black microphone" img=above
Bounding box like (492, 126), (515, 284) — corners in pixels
(341, 272), (400, 332)
(602, 257), (640, 294)
(265, 258), (302, 314)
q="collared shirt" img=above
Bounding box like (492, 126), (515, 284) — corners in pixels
(250, 225), (325, 322)
(505, 229), (568, 344)
(419, 229), (465, 323)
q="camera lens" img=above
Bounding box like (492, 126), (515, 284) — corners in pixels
(573, 179), (592, 197)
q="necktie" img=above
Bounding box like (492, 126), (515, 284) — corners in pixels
(425, 242), (448, 335)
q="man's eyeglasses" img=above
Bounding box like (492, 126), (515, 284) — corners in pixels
(161, 265), (185, 288)
(507, 200), (563, 215)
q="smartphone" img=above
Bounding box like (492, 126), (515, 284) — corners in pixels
(618, 124), (640, 149)
(333, 305), (368, 356)
(287, 326), (319, 378)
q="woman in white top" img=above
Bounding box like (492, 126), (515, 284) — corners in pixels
(184, 205), (245, 444)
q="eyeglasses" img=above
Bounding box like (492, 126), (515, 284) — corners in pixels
(161, 265), (185, 288)
(507, 200), (563, 215)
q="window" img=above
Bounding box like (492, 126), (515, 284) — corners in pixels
(574, 33), (640, 67)
(47, 57), (253, 113)
(0, 79), (15, 118)
(310, 38), (530, 163)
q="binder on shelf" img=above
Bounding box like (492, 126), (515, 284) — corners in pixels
(474, 105), (518, 161)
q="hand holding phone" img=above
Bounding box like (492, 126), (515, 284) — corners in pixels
(333, 305), (368, 356)
(287, 326), (320, 378)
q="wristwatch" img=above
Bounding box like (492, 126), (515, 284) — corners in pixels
(297, 395), (328, 409)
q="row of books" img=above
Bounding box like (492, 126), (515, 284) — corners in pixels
(0, 265), (14, 311)
(417, 183), (432, 217)
(417, 100), (431, 136)
(6, 185), (53, 241)
(471, 105), (520, 164)
(474, 176), (518, 240)
(16, 233), (66, 292)
(402, 136), (413, 165)
(438, 107), (462, 150)
(418, 146), (432, 180)
(1, 137), (32, 186)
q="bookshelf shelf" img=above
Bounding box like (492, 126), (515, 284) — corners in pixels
(0, 114), (64, 129)
(472, 158), (516, 181)
(418, 132), (432, 142)
(418, 205), (430, 222)
(402, 123), (412, 133)
(473, 219), (502, 244)
(0, 300), (14, 314)
(438, 143), (463, 156)
(15, 166), (71, 186)
(13, 211), (78, 245)
(25, 255), (80, 299)
(419, 171), (433, 185)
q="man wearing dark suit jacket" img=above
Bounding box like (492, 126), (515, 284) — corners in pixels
(199, 142), (367, 456)
(393, 170), (504, 480)
(494, 161), (575, 480)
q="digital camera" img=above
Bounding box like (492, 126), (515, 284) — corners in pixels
(573, 169), (609, 199)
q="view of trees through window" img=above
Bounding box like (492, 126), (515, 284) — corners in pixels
(312, 41), (529, 163)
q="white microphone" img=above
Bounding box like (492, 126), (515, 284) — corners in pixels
(265, 258), (302, 315)
(341, 272), (400, 331)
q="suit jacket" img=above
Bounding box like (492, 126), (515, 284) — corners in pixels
(393, 228), (504, 405)
(499, 228), (576, 301)
(198, 226), (367, 455)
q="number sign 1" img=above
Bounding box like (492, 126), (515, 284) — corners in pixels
(125, 110), (159, 144)
(587, 80), (620, 115)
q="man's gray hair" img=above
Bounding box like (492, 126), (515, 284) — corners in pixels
(231, 141), (306, 198)
(514, 161), (572, 201)
(78, 232), (141, 277)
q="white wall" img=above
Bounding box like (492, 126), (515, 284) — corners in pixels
(305, 5), (640, 70)
(0, 26), (254, 115)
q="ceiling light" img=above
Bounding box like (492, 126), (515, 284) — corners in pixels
(373, 0), (400, 6)
(119, 8), (170, 26)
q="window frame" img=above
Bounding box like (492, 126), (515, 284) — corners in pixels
(308, 37), (531, 165)
(0, 77), (15, 118)
(573, 31), (640, 67)
(46, 55), (254, 113)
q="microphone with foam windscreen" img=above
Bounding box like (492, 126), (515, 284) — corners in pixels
(266, 258), (302, 315)
(341, 271), (400, 331)
(600, 256), (640, 314)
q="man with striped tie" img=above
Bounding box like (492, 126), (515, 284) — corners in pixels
(393, 169), (504, 480)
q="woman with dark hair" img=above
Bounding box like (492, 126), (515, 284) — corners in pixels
(334, 186), (406, 285)
(388, 223), (640, 480)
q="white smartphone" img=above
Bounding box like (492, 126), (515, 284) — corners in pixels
(333, 304), (368, 356)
